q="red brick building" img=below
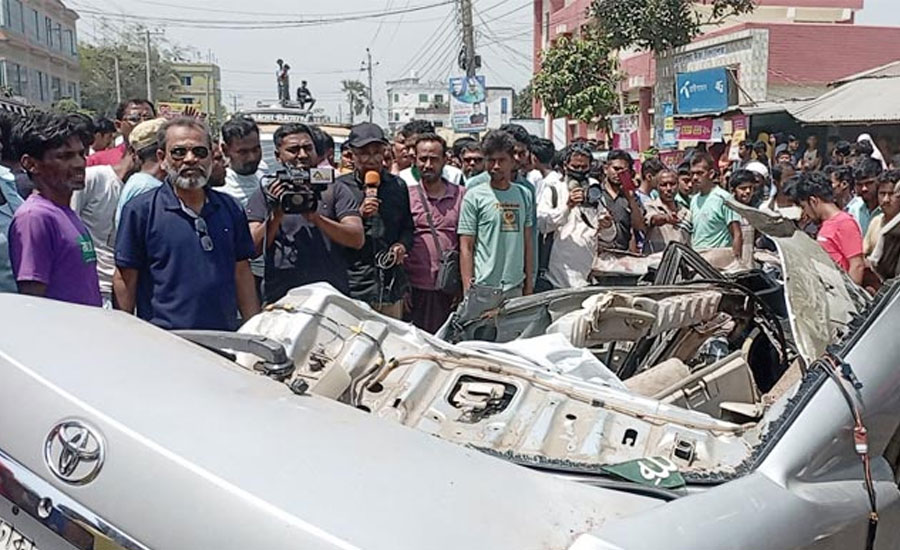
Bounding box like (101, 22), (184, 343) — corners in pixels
(531, 0), (896, 147)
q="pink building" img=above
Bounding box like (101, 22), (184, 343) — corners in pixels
(531, 0), (883, 147)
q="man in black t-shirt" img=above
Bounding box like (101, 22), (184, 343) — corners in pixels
(246, 123), (364, 304)
(336, 123), (414, 319)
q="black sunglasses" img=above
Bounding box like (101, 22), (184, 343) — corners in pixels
(170, 146), (210, 160)
(123, 114), (153, 123)
(193, 217), (214, 252)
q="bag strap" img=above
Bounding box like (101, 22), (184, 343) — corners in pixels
(414, 183), (444, 256)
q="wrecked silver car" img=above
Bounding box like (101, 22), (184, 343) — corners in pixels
(1, 212), (899, 549)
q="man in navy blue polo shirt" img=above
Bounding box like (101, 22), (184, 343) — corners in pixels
(113, 117), (260, 330)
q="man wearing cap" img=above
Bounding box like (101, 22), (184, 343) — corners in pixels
(246, 122), (364, 304)
(336, 122), (414, 319)
(115, 117), (167, 227)
(72, 135), (140, 307)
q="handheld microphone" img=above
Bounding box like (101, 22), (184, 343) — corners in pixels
(365, 171), (380, 200)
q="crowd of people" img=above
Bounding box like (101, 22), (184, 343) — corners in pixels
(0, 99), (896, 336)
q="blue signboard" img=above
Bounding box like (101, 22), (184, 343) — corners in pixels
(675, 67), (730, 115)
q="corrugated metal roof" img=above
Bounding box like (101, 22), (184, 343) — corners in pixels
(831, 60), (900, 86)
(789, 76), (900, 124)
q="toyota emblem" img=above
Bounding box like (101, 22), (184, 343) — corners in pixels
(44, 420), (105, 485)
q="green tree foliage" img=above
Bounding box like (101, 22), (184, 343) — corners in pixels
(513, 82), (533, 119)
(79, 25), (180, 117)
(532, 30), (620, 123)
(590, 0), (756, 53)
(341, 79), (368, 124)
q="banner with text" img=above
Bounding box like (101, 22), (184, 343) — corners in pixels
(449, 75), (487, 132)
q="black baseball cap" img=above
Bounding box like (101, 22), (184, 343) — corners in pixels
(347, 122), (388, 148)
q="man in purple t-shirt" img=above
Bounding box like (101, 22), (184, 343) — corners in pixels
(8, 111), (101, 306)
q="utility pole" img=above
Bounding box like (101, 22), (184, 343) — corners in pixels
(113, 56), (122, 104)
(460, 0), (476, 77)
(144, 29), (152, 102)
(365, 48), (374, 123)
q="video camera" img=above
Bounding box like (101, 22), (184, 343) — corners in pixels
(264, 165), (335, 214)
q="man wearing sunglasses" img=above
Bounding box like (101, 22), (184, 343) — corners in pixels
(114, 117), (260, 330)
(87, 98), (155, 168)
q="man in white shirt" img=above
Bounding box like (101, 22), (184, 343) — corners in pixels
(537, 143), (616, 289)
(72, 143), (139, 307)
(220, 115), (264, 207)
(220, 115), (266, 293)
(527, 137), (557, 202)
(395, 120), (463, 187)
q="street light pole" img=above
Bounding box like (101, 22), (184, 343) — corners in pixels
(113, 55), (122, 104)
(366, 47), (374, 123)
(144, 29), (152, 102)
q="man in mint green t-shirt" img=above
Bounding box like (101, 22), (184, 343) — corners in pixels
(689, 152), (742, 259)
(458, 130), (534, 303)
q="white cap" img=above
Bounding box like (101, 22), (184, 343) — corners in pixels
(744, 161), (769, 178)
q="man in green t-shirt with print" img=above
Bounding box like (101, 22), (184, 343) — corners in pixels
(456, 130), (534, 320)
(689, 151), (742, 259)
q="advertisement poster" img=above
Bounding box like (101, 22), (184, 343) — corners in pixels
(659, 102), (677, 149)
(158, 102), (207, 120)
(449, 75), (487, 132)
(610, 114), (640, 152)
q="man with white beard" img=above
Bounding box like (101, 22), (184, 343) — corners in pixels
(114, 117), (259, 330)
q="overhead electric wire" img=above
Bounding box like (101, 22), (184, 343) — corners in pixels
(72, 0), (456, 30)
(393, 6), (458, 78)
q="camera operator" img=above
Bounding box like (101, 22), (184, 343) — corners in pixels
(337, 122), (414, 319)
(536, 143), (616, 289)
(246, 123), (364, 304)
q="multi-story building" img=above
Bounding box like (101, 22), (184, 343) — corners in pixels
(171, 62), (222, 121)
(0, 0), (79, 107)
(386, 73), (448, 132)
(532, 0), (887, 147)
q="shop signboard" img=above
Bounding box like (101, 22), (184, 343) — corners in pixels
(675, 67), (730, 115)
(610, 114), (640, 152)
(676, 118), (714, 141)
(449, 75), (487, 132)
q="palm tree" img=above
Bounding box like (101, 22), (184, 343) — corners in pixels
(341, 80), (367, 124)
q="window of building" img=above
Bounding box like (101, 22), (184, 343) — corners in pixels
(0, 0), (7, 28)
(393, 93), (399, 103)
(37, 70), (45, 101)
(393, 112), (399, 122)
(51, 76), (61, 100)
(418, 93), (428, 103)
(181, 97), (194, 104)
(54, 23), (62, 51)
(67, 81), (77, 102)
(434, 94), (443, 104)
(501, 97), (508, 115)
(181, 75), (192, 86)
(44, 15), (52, 47)
(434, 121), (443, 128)
(9, 0), (24, 33)
(6, 63), (24, 97)
(26, 8), (36, 40)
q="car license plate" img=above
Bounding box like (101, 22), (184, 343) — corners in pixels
(0, 517), (40, 550)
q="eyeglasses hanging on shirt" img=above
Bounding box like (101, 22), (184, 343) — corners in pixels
(177, 199), (214, 252)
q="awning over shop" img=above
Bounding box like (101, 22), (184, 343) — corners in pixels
(790, 60), (900, 125)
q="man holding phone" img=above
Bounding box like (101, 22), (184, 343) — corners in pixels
(600, 149), (645, 252)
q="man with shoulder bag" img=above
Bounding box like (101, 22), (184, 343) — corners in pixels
(405, 133), (465, 332)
